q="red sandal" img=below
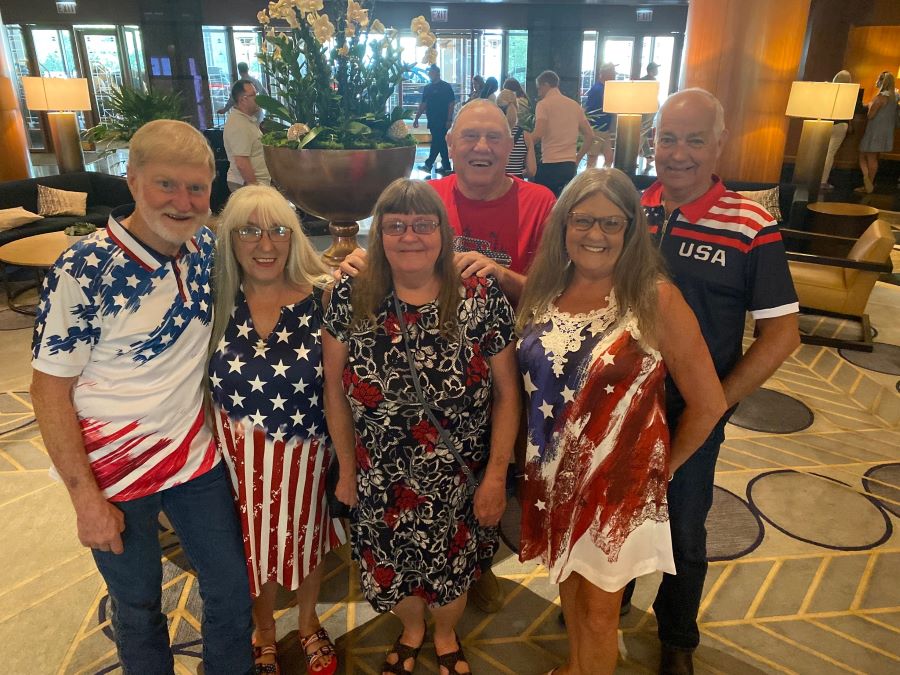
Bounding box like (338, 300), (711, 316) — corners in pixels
(252, 643), (279, 674)
(299, 627), (338, 675)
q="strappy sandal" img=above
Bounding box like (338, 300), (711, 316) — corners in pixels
(381, 630), (424, 674)
(436, 633), (471, 674)
(252, 643), (279, 674)
(299, 627), (338, 675)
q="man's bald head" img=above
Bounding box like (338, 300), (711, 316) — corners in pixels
(659, 88), (726, 141)
(451, 99), (512, 136)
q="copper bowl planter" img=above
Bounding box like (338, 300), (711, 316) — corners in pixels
(264, 144), (416, 266)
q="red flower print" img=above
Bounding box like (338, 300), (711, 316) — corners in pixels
(411, 419), (438, 451)
(466, 342), (489, 386)
(463, 275), (488, 299)
(449, 522), (470, 556)
(385, 314), (400, 343)
(394, 484), (425, 511)
(373, 565), (395, 589)
(355, 437), (372, 470)
(347, 372), (383, 408)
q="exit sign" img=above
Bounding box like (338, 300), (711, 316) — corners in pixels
(636, 8), (653, 22)
(431, 6), (448, 23)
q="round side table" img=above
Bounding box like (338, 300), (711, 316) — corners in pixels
(0, 232), (73, 315)
(805, 202), (879, 256)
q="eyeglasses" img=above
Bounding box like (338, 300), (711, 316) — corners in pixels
(234, 225), (292, 242)
(567, 213), (629, 234)
(381, 218), (440, 236)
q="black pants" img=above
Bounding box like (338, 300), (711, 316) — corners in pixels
(534, 161), (577, 197)
(426, 124), (450, 170)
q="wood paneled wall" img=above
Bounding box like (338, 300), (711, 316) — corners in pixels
(0, 11), (30, 180)
(681, 0), (811, 183)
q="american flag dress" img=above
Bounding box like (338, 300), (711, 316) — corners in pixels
(209, 289), (345, 596)
(517, 295), (676, 592)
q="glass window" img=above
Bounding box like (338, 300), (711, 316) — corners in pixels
(80, 32), (125, 125)
(581, 32), (597, 102)
(480, 29), (502, 87)
(602, 37), (633, 81)
(123, 26), (147, 90)
(232, 27), (264, 88)
(640, 35), (675, 105)
(32, 28), (78, 78)
(202, 26), (233, 126)
(7, 25), (44, 149)
(505, 30), (528, 87)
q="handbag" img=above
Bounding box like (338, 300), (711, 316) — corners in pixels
(325, 454), (353, 519)
(392, 294), (482, 495)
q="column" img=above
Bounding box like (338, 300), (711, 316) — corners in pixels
(525, 7), (584, 101)
(0, 8), (31, 180)
(137, 0), (212, 129)
(682, 0), (812, 183)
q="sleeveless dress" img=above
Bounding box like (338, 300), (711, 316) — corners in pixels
(323, 275), (515, 611)
(209, 289), (345, 596)
(859, 91), (898, 153)
(517, 295), (675, 591)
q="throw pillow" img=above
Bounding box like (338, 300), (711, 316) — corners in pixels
(737, 187), (782, 222)
(0, 207), (43, 231)
(37, 184), (88, 217)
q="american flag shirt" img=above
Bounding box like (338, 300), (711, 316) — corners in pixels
(32, 210), (218, 502)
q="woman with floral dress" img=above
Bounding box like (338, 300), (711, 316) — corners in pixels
(208, 185), (344, 675)
(516, 169), (726, 674)
(322, 178), (520, 675)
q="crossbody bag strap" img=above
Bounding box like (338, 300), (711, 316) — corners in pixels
(392, 294), (477, 489)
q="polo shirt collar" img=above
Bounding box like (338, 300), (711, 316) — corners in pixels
(641, 175), (725, 222)
(107, 205), (199, 272)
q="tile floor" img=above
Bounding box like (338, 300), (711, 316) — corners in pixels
(1, 160), (899, 673)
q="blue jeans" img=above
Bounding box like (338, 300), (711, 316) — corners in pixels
(622, 419), (726, 650)
(92, 462), (253, 674)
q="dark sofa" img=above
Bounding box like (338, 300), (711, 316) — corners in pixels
(0, 172), (133, 246)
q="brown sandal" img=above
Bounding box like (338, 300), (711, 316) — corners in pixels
(381, 630), (424, 674)
(299, 627), (338, 675)
(436, 633), (471, 674)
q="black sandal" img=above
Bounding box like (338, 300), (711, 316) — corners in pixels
(381, 631), (424, 674)
(436, 633), (471, 674)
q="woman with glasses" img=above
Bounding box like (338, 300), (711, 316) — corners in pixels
(516, 169), (726, 674)
(208, 185), (344, 675)
(322, 178), (520, 675)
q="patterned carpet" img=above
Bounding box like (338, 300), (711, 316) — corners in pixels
(1, 325), (898, 673)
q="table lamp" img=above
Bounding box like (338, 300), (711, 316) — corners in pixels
(602, 79), (659, 175)
(22, 76), (92, 173)
(786, 80), (857, 201)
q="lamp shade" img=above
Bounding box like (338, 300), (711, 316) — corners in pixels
(785, 81), (857, 120)
(602, 80), (660, 114)
(22, 77), (91, 111)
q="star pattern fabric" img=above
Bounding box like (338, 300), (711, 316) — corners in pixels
(209, 288), (343, 594)
(31, 211), (218, 502)
(517, 300), (675, 592)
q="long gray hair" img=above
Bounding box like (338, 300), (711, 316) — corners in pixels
(209, 185), (330, 355)
(517, 168), (666, 339)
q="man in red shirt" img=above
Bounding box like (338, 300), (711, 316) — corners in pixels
(339, 100), (555, 611)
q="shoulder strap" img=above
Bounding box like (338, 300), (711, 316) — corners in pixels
(392, 294), (477, 488)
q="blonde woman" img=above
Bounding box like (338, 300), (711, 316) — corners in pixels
(517, 169), (726, 674)
(208, 185), (344, 675)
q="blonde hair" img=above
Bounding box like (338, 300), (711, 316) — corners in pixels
(517, 168), (666, 339)
(351, 178), (460, 337)
(209, 185), (330, 354)
(128, 120), (215, 176)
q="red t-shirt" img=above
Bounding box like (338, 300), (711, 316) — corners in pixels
(429, 175), (556, 275)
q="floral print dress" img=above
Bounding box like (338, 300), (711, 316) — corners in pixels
(324, 275), (515, 611)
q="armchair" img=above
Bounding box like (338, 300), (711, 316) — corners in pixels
(784, 220), (894, 351)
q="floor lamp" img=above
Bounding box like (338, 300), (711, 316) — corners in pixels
(602, 79), (659, 176)
(786, 80), (857, 203)
(22, 77), (92, 173)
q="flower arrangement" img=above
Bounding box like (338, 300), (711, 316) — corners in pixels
(256, 0), (438, 149)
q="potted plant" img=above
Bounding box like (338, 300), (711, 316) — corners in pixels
(255, 0), (438, 264)
(82, 86), (185, 157)
(64, 221), (98, 245)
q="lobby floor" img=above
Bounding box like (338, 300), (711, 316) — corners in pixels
(1, 183), (899, 673)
